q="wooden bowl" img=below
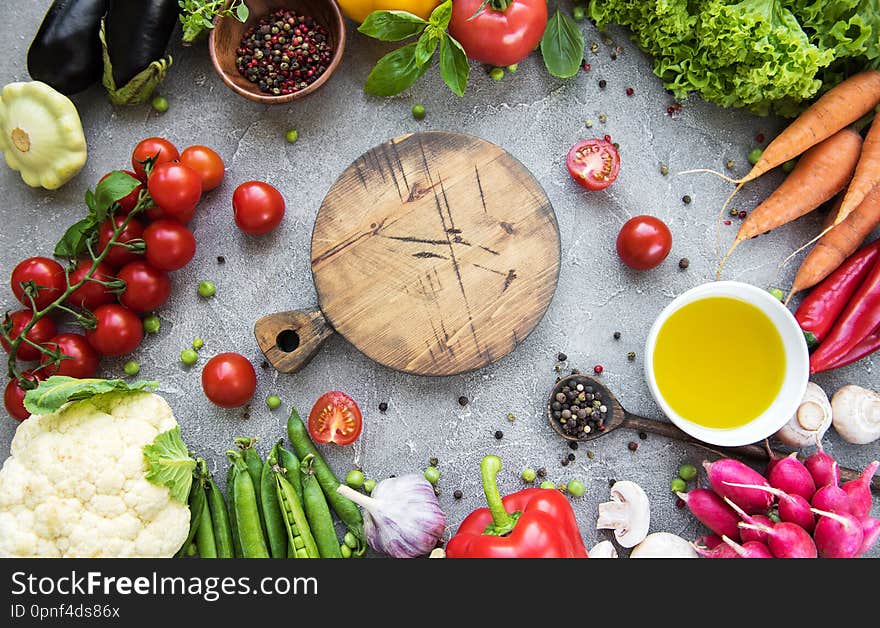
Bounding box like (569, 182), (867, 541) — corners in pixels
(209, 0), (346, 104)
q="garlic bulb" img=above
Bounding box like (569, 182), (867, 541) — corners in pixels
(832, 385), (880, 445)
(588, 540), (618, 558)
(776, 382), (832, 447)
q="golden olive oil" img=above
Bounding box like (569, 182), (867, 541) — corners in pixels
(653, 296), (785, 429)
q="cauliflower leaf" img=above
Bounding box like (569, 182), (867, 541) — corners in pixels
(143, 426), (196, 504)
(24, 376), (158, 416)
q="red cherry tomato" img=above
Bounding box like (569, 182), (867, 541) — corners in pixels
(100, 170), (144, 214)
(616, 215), (673, 270)
(86, 304), (143, 357)
(180, 145), (225, 191)
(98, 215), (145, 269)
(232, 181), (285, 235)
(10, 256), (65, 309)
(131, 137), (179, 181)
(143, 219), (196, 271)
(147, 162), (202, 223)
(566, 138), (621, 191)
(40, 333), (99, 379)
(66, 260), (117, 310)
(116, 261), (171, 313)
(448, 0), (548, 67)
(201, 353), (257, 408)
(4, 371), (42, 421)
(1, 310), (57, 361)
(307, 391), (363, 445)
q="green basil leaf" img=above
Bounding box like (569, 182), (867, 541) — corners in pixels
(416, 28), (441, 66)
(94, 170), (141, 219)
(364, 43), (432, 96)
(84, 188), (96, 212)
(429, 0), (453, 30)
(359, 10), (428, 41)
(234, 2), (249, 22)
(53, 216), (99, 259)
(24, 376), (159, 415)
(439, 34), (469, 97)
(143, 426), (196, 504)
(540, 10), (585, 79)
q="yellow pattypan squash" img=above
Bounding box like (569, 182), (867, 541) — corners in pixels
(0, 81), (87, 190)
(339, 0), (442, 24)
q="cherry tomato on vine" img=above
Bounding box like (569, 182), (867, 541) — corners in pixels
(308, 391), (363, 445)
(117, 261), (171, 313)
(4, 371), (42, 421)
(66, 260), (117, 310)
(616, 215), (672, 271)
(10, 257), (65, 309)
(448, 0), (548, 67)
(201, 352), (257, 408)
(131, 137), (179, 181)
(86, 304), (143, 357)
(1, 310), (57, 361)
(147, 162), (202, 223)
(566, 138), (621, 191)
(232, 181), (285, 235)
(100, 170), (143, 214)
(143, 219), (196, 271)
(40, 333), (99, 379)
(180, 145), (225, 191)
(98, 215), (145, 269)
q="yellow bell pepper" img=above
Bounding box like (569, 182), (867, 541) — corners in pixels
(339, 0), (442, 24)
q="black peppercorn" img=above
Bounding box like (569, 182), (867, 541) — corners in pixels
(598, 79), (606, 88)
(679, 258), (690, 269)
(537, 467), (547, 478)
(569, 441), (579, 450)
(638, 431), (647, 440)
(494, 430), (503, 440)
(557, 352), (567, 362)
(682, 195), (692, 204)
(567, 453), (576, 461)
(613, 331), (621, 340)
(378, 402), (388, 412)
(458, 395), (469, 406)
(217, 255), (226, 264)
(453, 490), (463, 499)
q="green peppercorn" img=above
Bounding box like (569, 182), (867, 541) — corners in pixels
(123, 360), (140, 376)
(489, 67), (504, 81)
(423, 466), (440, 485)
(266, 394), (282, 410)
(521, 468), (536, 483)
(540, 480), (555, 489)
(748, 147), (763, 166)
(151, 95), (169, 113)
(143, 315), (161, 334)
(345, 469), (365, 489)
(659, 164), (669, 176)
(285, 129), (299, 143)
(180, 349), (198, 366)
(412, 104), (426, 120)
(557, 483), (568, 493)
(364, 479), (377, 493)
(568, 479), (586, 497)
(192, 337), (204, 350)
(198, 281), (216, 298)
(670, 477), (687, 493)
(725, 159), (736, 170)
(678, 463), (698, 481)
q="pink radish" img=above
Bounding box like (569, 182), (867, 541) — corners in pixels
(858, 517), (880, 557)
(841, 460), (879, 518)
(725, 482), (815, 533)
(768, 452), (816, 501)
(721, 535), (773, 558)
(692, 541), (739, 558)
(804, 444), (840, 488)
(704, 459), (773, 513)
(764, 446), (782, 476)
(694, 533), (722, 549)
(722, 496), (774, 543)
(677, 489), (741, 540)
(812, 508), (864, 558)
(811, 484), (850, 513)
(740, 521), (817, 558)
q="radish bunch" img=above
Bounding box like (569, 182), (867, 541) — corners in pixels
(680, 449), (879, 558)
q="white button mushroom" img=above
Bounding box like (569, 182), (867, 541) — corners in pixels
(596, 480), (650, 548)
(776, 382), (832, 448)
(588, 540), (618, 558)
(630, 532), (698, 558)
(831, 385), (880, 445)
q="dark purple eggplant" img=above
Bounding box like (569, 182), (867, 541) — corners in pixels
(27, 0), (110, 94)
(104, 0), (178, 87)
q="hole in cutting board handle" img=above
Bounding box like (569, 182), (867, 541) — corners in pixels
(276, 329), (301, 353)
(254, 308), (334, 374)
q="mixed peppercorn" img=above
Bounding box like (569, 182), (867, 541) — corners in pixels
(550, 377), (609, 439)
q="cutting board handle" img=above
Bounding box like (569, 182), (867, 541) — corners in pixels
(254, 308), (334, 374)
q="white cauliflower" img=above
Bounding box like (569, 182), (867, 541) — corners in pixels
(0, 390), (190, 557)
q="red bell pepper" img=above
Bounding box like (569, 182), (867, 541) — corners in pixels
(448, 0), (548, 68)
(445, 455), (588, 558)
(795, 239), (880, 347)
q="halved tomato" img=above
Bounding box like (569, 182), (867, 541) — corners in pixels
(566, 138), (620, 191)
(307, 391), (363, 445)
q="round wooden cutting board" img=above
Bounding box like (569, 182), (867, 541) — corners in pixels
(256, 131), (560, 376)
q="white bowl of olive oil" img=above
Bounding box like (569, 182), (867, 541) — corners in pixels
(644, 281), (809, 447)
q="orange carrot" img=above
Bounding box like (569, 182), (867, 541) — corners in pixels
(739, 70), (880, 185)
(718, 128), (863, 274)
(789, 183), (880, 296)
(833, 118), (880, 225)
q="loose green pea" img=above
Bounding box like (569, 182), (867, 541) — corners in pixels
(748, 147), (763, 166)
(340, 544), (352, 558)
(198, 281), (216, 298)
(573, 6), (585, 20)
(568, 480), (586, 497)
(521, 468), (536, 483)
(768, 287), (785, 302)
(364, 479), (377, 493)
(151, 95), (169, 113)
(540, 480), (555, 489)
(411, 104), (426, 120)
(506, 64), (518, 73)
(489, 67), (504, 81)
(123, 360), (140, 376)
(782, 159), (797, 173)
(345, 469), (364, 489)
(678, 464), (697, 481)
(143, 315), (161, 334)
(670, 477), (687, 493)
(192, 337), (204, 350)
(266, 395), (282, 410)
(180, 349), (198, 366)
(286, 129), (299, 143)
(423, 466), (440, 485)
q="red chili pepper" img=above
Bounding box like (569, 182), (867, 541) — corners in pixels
(796, 239), (880, 346)
(810, 257), (880, 373)
(813, 326), (880, 373)
(445, 455), (588, 558)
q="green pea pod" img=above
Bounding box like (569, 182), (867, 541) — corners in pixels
(206, 477), (233, 559)
(195, 494), (217, 558)
(301, 454), (342, 558)
(175, 459), (206, 558)
(226, 462), (243, 557)
(261, 443), (288, 558)
(274, 468), (320, 558)
(287, 409), (367, 556)
(227, 451), (269, 558)
(276, 445), (302, 503)
(235, 437), (269, 544)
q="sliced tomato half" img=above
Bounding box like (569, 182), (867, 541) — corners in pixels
(566, 138), (621, 191)
(308, 391), (363, 445)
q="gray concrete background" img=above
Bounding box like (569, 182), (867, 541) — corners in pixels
(1, 2), (878, 556)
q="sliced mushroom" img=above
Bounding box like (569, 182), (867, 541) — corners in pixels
(776, 382), (832, 447)
(630, 532), (697, 558)
(588, 540), (618, 558)
(596, 480), (650, 548)
(832, 385), (880, 445)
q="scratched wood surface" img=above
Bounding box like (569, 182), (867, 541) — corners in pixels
(310, 131), (560, 376)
